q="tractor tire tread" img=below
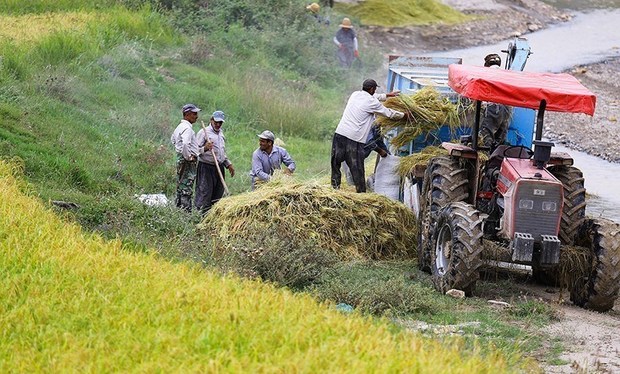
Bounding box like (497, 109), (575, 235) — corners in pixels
(570, 218), (620, 312)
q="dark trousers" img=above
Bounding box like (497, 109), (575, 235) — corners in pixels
(195, 162), (225, 213)
(331, 133), (366, 192)
(480, 103), (511, 151)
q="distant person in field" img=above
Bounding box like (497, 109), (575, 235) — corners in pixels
(332, 79), (408, 193)
(306, 2), (330, 25)
(480, 53), (512, 152)
(195, 110), (235, 213)
(334, 17), (358, 68)
(171, 104), (202, 212)
(250, 130), (296, 189)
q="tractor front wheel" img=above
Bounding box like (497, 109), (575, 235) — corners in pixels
(417, 156), (470, 273)
(570, 218), (620, 312)
(431, 202), (483, 296)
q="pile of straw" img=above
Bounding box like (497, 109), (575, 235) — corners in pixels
(199, 179), (417, 261)
(377, 87), (464, 148)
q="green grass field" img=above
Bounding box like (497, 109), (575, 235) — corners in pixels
(0, 161), (529, 372)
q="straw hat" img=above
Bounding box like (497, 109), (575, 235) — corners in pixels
(340, 17), (353, 29)
(306, 2), (320, 13)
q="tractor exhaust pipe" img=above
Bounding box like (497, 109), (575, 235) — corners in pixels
(532, 140), (554, 169)
(533, 100), (552, 169)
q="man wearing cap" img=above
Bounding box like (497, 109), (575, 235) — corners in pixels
(480, 54), (512, 152)
(171, 104), (202, 211)
(331, 79), (406, 193)
(334, 17), (358, 68)
(250, 130), (296, 189)
(195, 110), (235, 213)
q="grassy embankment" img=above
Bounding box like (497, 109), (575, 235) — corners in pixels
(0, 0), (559, 367)
(0, 0), (365, 253)
(0, 161), (531, 371)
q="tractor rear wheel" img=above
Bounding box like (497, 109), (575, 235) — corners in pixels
(417, 156), (470, 273)
(430, 202), (483, 296)
(570, 218), (620, 312)
(549, 165), (586, 245)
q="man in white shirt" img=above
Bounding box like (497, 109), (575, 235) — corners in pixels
(331, 79), (407, 192)
(171, 103), (202, 211)
(195, 110), (235, 213)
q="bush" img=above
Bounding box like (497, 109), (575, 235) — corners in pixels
(207, 233), (339, 290)
(311, 261), (454, 316)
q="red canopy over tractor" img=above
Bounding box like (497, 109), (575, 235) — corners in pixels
(448, 64), (596, 116)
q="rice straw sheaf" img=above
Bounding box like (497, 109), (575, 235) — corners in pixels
(199, 179), (417, 261)
(397, 146), (448, 177)
(376, 87), (464, 148)
(396, 145), (489, 178)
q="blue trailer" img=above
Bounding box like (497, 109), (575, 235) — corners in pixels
(385, 38), (536, 156)
(385, 55), (468, 155)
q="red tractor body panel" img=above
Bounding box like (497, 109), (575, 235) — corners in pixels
(497, 158), (563, 241)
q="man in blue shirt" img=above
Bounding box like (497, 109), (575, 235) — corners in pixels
(250, 130), (296, 189)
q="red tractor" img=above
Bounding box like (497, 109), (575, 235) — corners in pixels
(417, 64), (620, 312)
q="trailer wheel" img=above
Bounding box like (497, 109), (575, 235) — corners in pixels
(570, 218), (620, 312)
(549, 165), (586, 245)
(417, 156), (470, 273)
(431, 202), (483, 296)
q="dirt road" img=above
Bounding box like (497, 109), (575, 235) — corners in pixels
(354, 0), (620, 372)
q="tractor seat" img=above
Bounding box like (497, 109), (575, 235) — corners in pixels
(487, 145), (532, 169)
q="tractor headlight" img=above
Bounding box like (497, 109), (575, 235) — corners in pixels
(519, 199), (534, 209)
(542, 201), (557, 212)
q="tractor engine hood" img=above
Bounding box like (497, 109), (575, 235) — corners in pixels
(496, 158), (563, 243)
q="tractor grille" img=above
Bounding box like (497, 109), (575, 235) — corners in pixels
(513, 181), (562, 242)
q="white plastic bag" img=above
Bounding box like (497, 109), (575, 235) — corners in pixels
(374, 155), (400, 200)
(402, 176), (421, 218)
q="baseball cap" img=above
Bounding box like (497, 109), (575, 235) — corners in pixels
(484, 54), (501, 67)
(182, 103), (201, 113)
(257, 130), (275, 141)
(362, 79), (379, 90)
(212, 110), (225, 123)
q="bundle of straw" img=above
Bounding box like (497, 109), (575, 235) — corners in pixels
(377, 87), (464, 148)
(199, 179), (417, 261)
(397, 146), (448, 178)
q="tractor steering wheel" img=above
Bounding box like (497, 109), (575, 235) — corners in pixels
(502, 145), (533, 159)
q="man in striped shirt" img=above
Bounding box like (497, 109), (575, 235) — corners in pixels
(195, 110), (235, 213)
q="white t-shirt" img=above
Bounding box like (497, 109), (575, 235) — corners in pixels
(335, 91), (403, 143)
